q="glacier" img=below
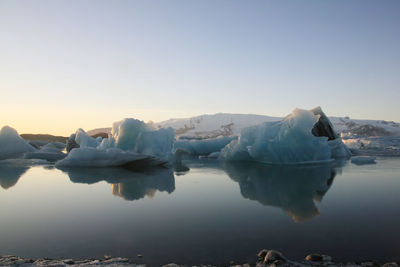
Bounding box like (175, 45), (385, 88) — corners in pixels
(0, 126), (36, 160)
(221, 108), (350, 164)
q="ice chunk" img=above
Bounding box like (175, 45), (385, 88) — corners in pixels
(221, 108), (349, 164)
(351, 156), (376, 165)
(62, 118), (175, 167)
(74, 128), (100, 148)
(111, 118), (154, 150)
(173, 136), (236, 156)
(24, 142), (67, 161)
(0, 126), (36, 160)
(134, 127), (175, 160)
(55, 147), (166, 168)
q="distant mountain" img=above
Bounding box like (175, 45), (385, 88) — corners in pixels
(329, 117), (400, 137)
(87, 113), (400, 139)
(20, 134), (68, 143)
(86, 128), (112, 136)
(157, 113), (281, 139)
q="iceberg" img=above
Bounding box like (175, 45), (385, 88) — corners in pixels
(173, 136), (236, 156)
(221, 108), (350, 164)
(111, 118), (154, 150)
(100, 118), (174, 159)
(134, 127), (175, 160)
(24, 142), (67, 162)
(56, 147), (167, 168)
(351, 156), (376, 165)
(0, 126), (36, 160)
(61, 118), (175, 167)
(74, 128), (101, 148)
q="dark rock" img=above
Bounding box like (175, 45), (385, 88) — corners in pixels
(360, 261), (379, 267)
(264, 250), (286, 264)
(305, 253), (323, 262)
(258, 249), (269, 260)
(63, 259), (74, 264)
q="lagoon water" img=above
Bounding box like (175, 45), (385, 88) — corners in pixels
(0, 158), (399, 265)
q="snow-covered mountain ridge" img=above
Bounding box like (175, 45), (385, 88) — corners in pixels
(87, 112), (400, 139)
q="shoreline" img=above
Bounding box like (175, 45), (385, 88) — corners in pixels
(1, 250), (398, 267)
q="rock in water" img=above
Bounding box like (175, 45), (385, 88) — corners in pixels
(264, 250), (287, 264)
(305, 253), (323, 262)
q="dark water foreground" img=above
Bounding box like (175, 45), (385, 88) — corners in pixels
(0, 158), (399, 266)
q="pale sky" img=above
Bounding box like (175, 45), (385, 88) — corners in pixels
(1, 0), (399, 135)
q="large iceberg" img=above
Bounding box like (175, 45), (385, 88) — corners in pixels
(221, 108), (350, 164)
(0, 126), (36, 160)
(58, 118), (175, 167)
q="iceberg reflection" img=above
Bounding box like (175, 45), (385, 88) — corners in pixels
(59, 167), (175, 201)
(0, 160), (31, 189)
(223, 161), (343, 222)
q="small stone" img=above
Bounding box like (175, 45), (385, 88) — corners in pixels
(382, 263), (399, 267)
(305, 254), (323, 262)
(264, 250), (286, 264)
(360, 261), (379, 267)
(104, 255), (112, 260)
(321, 255), (332, 262)
(138, 254), (143, 258)
(258, 249), (269, 260)
(63, 259), (74, 264)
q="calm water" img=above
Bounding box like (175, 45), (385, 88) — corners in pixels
(0, 158), (399, 265)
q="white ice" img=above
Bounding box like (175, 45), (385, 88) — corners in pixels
(0, 126), (36, 160)
(24, 142), (67, 161)
(221, 108), (349, 164)
(351, 156), (376, 165)
(59, 118), (175, 167)
(74, 128), (101, 148)
(173, 136), (236, 156)
(56, 147), (152, 167)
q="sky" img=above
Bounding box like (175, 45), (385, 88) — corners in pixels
(0, 0), (399, 135)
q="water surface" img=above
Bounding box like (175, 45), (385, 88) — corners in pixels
(0, 158), (399, 265)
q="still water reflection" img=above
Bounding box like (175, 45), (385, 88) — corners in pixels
(60, 167), (175, 201)
(224, 162), (339, 222)
(0, 158), (399, 265)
